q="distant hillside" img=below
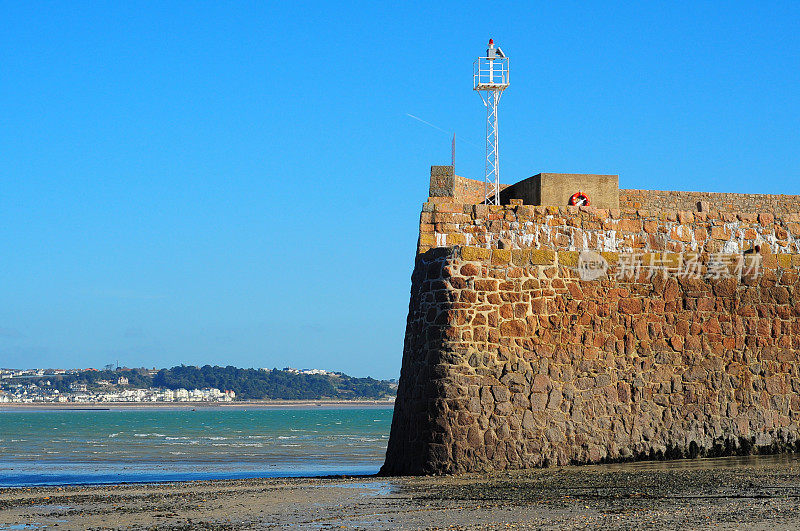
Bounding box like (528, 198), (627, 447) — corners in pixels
(152, 366), (395, 400)
(3, 365), (397, 400)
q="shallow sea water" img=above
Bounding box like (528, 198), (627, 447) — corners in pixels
(0, 407), (393, 486)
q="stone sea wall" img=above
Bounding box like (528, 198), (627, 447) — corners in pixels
(620, 189), (800, 216)
(418, 201), (800, 256)
(429, 166), (509, 204)
(381, 245), (800, 475)
(429, 166), (800, 215)
(382, 168), (800, 476)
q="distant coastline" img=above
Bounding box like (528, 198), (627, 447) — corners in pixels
(1, 365), (397, 403)
(0, 398), (395, 411)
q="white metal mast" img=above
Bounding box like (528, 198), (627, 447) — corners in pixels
(474, 39), (509, 205)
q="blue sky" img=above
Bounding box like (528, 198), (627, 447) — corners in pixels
(1, 1), (798, 378)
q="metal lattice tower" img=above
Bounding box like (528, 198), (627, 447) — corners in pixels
(474, 39), (510, 205)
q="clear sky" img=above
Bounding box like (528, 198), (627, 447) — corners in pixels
(1, 2), (798, 378)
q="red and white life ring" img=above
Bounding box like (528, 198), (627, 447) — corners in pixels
(569, 191), (590, 207)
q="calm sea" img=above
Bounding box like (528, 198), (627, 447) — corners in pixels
(0, 407), (393, 487)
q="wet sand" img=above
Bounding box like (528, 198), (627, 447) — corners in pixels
(1, 454), (799, 529)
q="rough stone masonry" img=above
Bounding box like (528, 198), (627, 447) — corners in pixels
(381, 166), (800, 475)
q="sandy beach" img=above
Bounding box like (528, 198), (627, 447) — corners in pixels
(2, 454), (800, 529)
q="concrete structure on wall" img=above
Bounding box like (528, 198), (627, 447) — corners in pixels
(381, 166), (800, 476)
(500, 173), (620, 210)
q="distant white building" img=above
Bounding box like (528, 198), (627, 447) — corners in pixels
(300, 369), (331, 376)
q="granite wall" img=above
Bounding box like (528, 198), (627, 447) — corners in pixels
(418, 200), (800, 256)
(381, 169), (800, 476)
(620, 189), (800, 216)
(382, 245), (800, 475)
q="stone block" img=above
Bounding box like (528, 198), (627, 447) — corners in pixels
(710, 226), (731, 240)
(419, 233), (436, 248)
(512, 249), (531, 266)
(558, 251), (579, 268)
(474, 279), (498, 292)
(531, 374), (550, 393)
(617, 218), (641, 232)
(492, 249), (512, 265)
(500, 320), (526, 337)
(460, 263), (480, 276)
(618, 298), (642, 314)
(670, 225), (693, 242)
(435, 202), (465, 213)
(429, 165), (455, 197)
(461, 246), (490, 261)
(447, 233), (467, 246)
(530, 249), (556, 265)
(601, 252), (619, 264)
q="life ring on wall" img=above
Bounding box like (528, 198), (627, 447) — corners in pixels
(569, 191), (590, 207)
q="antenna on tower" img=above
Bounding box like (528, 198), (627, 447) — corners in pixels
(474, 39), (509, 205)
